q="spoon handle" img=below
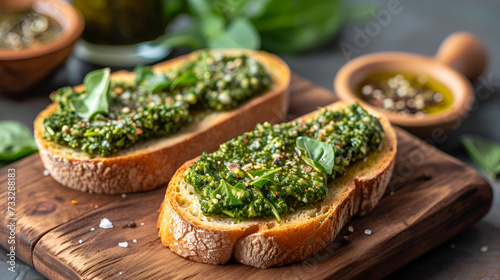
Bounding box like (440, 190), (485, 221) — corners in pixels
(434, 32), (487, 81)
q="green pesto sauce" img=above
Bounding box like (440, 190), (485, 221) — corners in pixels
(184, 103), (384, 221)
(42, 52), (271, 156)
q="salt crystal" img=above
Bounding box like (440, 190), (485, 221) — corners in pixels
(79, 240), (83, 244)
(121, 194), (126, 198)
(90, 227), (95, 231)
(99, 218), (114, 229)
(348, 226), (354, 233)
(132, 239), (137, 243)
(480, 246), (489, 253)
(364, 229), (372, 235)
(140, 223), (144, 226)
(43, 170), (50, 176)
(118, 242), (128, 248)
(119, 272), (123, 275)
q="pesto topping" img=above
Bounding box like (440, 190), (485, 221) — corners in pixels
(184, 103), (384, 221)
(43, 52), (271, 156)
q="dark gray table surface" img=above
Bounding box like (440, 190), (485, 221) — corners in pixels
(1, 0), (499, 279)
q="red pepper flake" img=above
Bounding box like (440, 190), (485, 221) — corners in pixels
(117, 117), (122, 121)
(242, 138), (248, 143)
(275, 192), (278, 195)
(247, 156), (252, 160)
(305, 189), (308, 192)
(238, 213), (241, 216)
(114, 87), (123, 94)
(136, 129), (143, 135)
(258, 134), (262, 137)
(71, 200), (78, 205)
(294, 155), (298, 157)
(304, 166), (312, 172)
(228, 163), (240, 170)
(252, 160), (255, 163)
(319, 135), (323, 139)
(236, 175), (240, 178)
(336, 143), (341, 146)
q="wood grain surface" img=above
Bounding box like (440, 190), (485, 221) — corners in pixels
(0, 75), (492, 280)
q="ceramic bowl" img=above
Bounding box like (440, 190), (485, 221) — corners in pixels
(334, 32), (487, 138)
(0, 0), (84, 95)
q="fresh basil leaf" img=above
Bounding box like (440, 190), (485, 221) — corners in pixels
(201, 15), (225, 40)
(208, 17), (260, 50)
(134, 66), (172, 93)
(149, 75), (172, 93)
(462, 135), (500, 179)
(134, 65), (155, 85)
(296, 136), (335, 175)
(247, 167), (281, 187)
(210, 180), (248, 206)
(71, 68), (111, 121)
(0, 121), (38, 162)
(170, 70), (199, 90)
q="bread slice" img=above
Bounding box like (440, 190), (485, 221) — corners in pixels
(157, 101), (397, 268)
(33, 49), (290, 194)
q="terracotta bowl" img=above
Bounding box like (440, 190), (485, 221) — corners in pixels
(334, 32), (487, 138)
(0, 0), (84, 95)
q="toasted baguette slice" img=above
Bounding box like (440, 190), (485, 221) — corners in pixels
(157, 101), (397, 268)
(34, 49), (290, 194)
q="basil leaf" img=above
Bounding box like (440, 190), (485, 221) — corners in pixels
(210, 180), (249, 206)
(247, 167), (281, 187)
(208, 17), (260, 50)
(170, 70), (199, 90)
(295, 136), (335, 175)
(71, 68), (111, 121)
(134, 66), (172, 93)
(0, 121), (38, 162)
(134, 65), (155, 85)
(462, 135), (500, 179)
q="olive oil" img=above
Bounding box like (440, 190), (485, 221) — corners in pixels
(356, 72), (453, 115)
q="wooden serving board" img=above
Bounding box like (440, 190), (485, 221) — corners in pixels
(0, 75), (492, 280)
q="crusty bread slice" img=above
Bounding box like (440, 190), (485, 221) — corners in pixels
(157, 101), (397, 268)
(34, 49), (290, 194)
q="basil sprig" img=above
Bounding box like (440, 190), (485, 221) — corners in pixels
(170, 70), (198, 90)
(135, 66), (199, 93)
(295, 136), (335, 175)
(71, 68), (111, 121)
(462, 135), (500, 179)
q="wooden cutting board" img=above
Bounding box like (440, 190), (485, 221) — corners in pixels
(0, 75), (492, 280)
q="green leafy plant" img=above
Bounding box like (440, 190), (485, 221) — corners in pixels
(0, 121), (38, 163)
(159, 0), (344, 53)
(296, 136), (335, 175)
(462, 135), (500, 179)
(71, 68), (111, 120)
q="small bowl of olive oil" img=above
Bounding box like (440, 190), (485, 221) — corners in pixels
(334, 32), (487, 138)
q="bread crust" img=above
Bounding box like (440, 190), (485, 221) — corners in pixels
(33, 49), (290, 194)
(157, 101), (397, 268)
